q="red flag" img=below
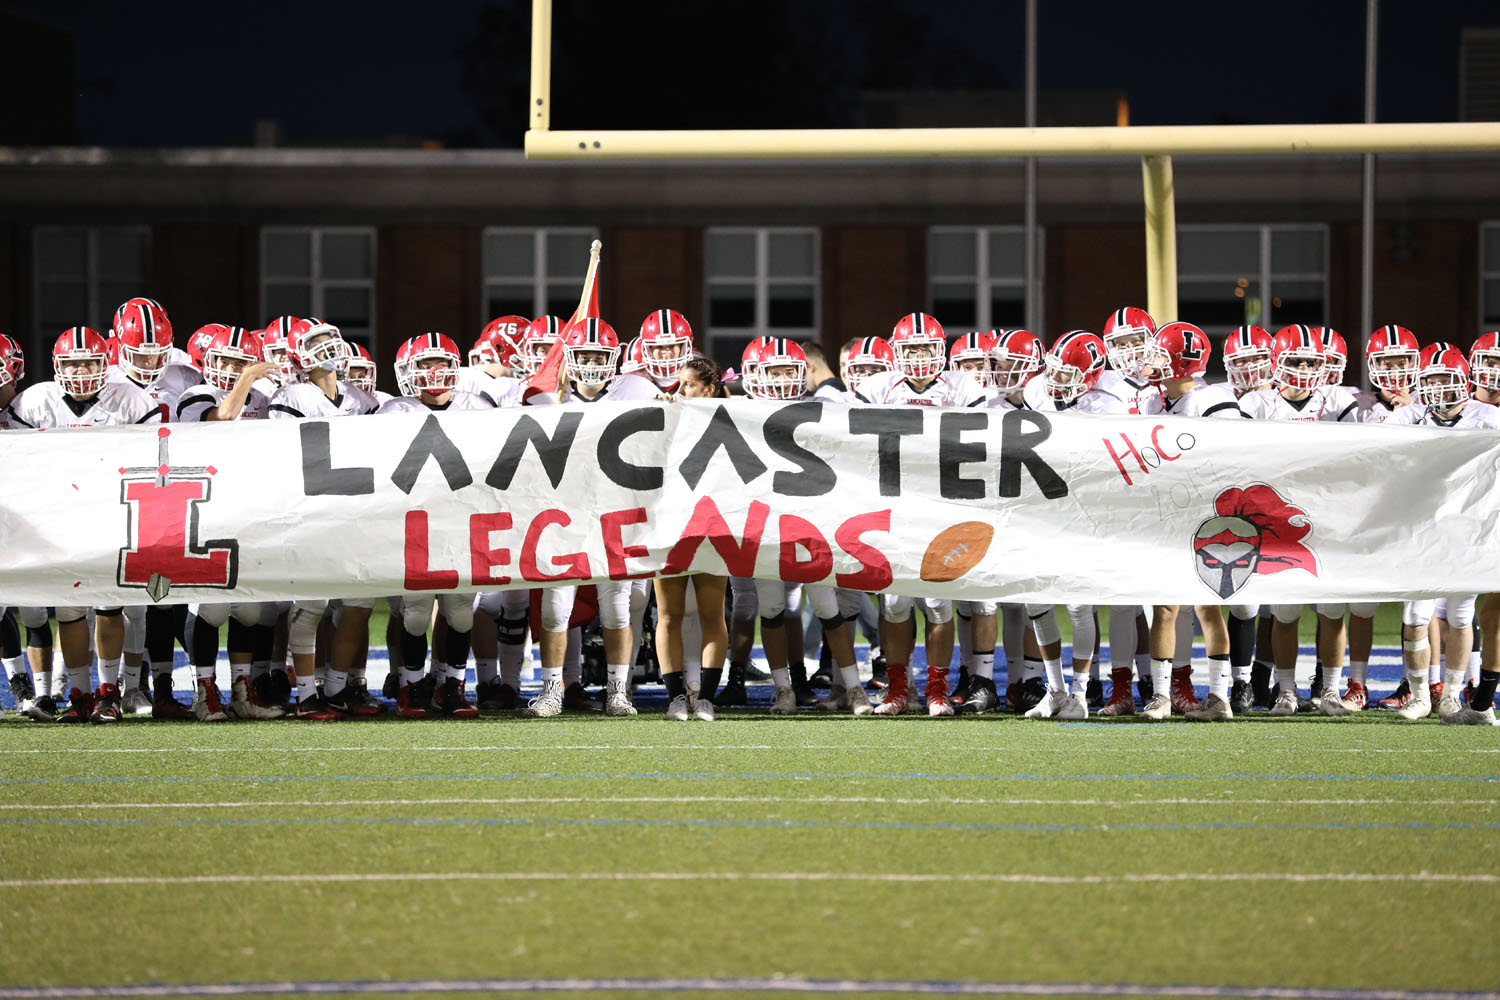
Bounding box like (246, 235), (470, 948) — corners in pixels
(526, 240), (601, 398)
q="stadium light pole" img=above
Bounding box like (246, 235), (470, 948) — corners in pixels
(1023, 0), (1040, 335)
(1360, 0), (1379, 388)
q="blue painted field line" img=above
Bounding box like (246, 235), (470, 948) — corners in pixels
(0, 977), (1493, 999)
(2, 815), (1497, 834)
(1, 771), (1493, 786)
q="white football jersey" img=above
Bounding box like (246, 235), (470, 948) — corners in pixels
(560, 372), (662, 405)
(1020, 374), (1127, 414)
(107, 363), (202, 422)
(1094, 370), (1154, 414)
(1389, 400), (1500, 430)
(175, 384), (271, 423)
(10, 380), (161, 429)
(1340, 389), (1409, 424)
(1140, 382), (1244, 419)
(809, 377), (854, 403)
(251, 376), (283, 399)
(267, 381), (378, 420)
(164, 347), (195, 369)
(375, 391), (496, 415)
(373, 389), (395, 407)
(1239, 385), (1354, 422)
(855, 370), (985, 407)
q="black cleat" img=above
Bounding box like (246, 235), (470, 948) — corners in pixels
(10, 673), (36, 705)
(1229, 678), (1253, 715)
(1013, 676), (1048, 715)
(381, 670), (399, 699)
(956, 675), (999, 715)
(734, 659), (770, 683)
(22, 692), (57, 722)
(1136, 675), (1155, 705)
(1086, 678), (1105, 710)
(714, 660), (748, 707)
(866, 653), (889, 691)
(805, 664), (834, 690)
(1250, 663), (1273, 709)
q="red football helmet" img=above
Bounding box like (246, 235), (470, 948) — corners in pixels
(202, 327), (265, 392)
(187, 324), (227, 371)
(0, 332), (23, 389)
(844, 336), (895, 388)
(1223, 326), (1273, 393)
(393, 338), (416, 396)
(1270, 325), (1326, 390)
(111, 297), (174, 386)
(1043, 330), (1107, 402)
(1468, 331), (1500, 392)
(1316, 327), (1348, 386)
(399, 333), (461, 394)
(1416, 344), (1471, 411)
(1152, 322), (1212, 382)
(1102, 306), (1158, 375)
(743, 337), (807, 400)
(344, 342), (376, 392)
(260, 316), (298, 385)
(562, 319), (621, 387)
(518, 316), (564, 376)
(52, 327), (110, 398)
(638, 309), (694, 380)
(286, 318), (347, 377)
(890, 313), (946, 379)
(1367, 325), (1421, 393)
(948, 331), (999, 388)
(990, 329), (1043, 391)
(471, 315), (527, 368)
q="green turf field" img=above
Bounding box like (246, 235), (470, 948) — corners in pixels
(0, 714), (1495, 998)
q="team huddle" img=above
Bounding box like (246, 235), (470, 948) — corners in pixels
(0, 297), (1497, 727)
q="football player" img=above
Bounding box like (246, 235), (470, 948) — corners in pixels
(10, 328), (161, 723)
(638, 309), (696, 393)
(1097, 306), (1160, 413)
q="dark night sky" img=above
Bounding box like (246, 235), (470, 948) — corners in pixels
(4, 0), (1497, 147)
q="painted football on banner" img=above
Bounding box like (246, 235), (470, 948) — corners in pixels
(919, 521), (994, 582)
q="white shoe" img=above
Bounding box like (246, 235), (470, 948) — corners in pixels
(1185, 693), (1233, 722)
(121, 686), (154, 716)
(769, 686), (797, 715)
(1397, 694), (1433, 721)
(1269, 689), (1300, 717)
(1436, 694), (1463, 720)
(1140, 693), (1172, 721)
(692, 696), (716, 722)
(1024, 689), (1067, 719)
(603, 681), (637, 717)
(228, 675), (284, 720)
(1056, 692), (1088, 721)
(664, 694), (690, 721)
(834, 685), (875, 716)
(523, 679), (564, 718)
(1441, 705), (1498, 726)
(192, 681), (229, 722)
(1318, 688), (1352, 717)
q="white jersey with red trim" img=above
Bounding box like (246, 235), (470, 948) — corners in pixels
(267, 381), (378, 420)
(458, 368), (529, 407)
(375, 391), (496, 415)
(855, 370), (985, 407)
(107, 363), (202, 422)
(9, 380), (161, 429)
(1239, 385), (1355, 422)
(560, 372), (661, 405)
(1140, 381), (1244, 419)
(175, 384), (271, 423)
(251, 376), (282, 399)
(373, 390), (395, 407)
(1019, 374), (1128, 414)
(1341, 389), (1409, 424)
(1094, 370), (1155, 414)
(810, 377), (854, 403)
(1389, 400), (1500, 430)
(164, 347), (195, 369)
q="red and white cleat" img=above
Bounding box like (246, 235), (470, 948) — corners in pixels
(925, 666), (954, 718)
(1342, 679), (1367, 711)
(872, 664), (910, 716)
(1170, 666), (1200, 713)
(1096, 668), (1135, 717)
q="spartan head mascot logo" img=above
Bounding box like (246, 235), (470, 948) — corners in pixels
(1192, 485), (1318, 599)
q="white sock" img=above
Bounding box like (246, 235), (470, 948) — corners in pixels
(684, 660), (701, 693)
(35, 669), (52, 698)
(401, 664), (425, 687)
(1467, 652), (1481, 685)
(1208, 655), (1230, 700)
(315, 663), (327, 686)
(1443, 668), (1465, 694)
(1022, 658), (1044, 681)
(838, 665), (860, 689)
(1349, 661), (1368, 686)
(475, 657), (498, 684)
(324, 669), (347, 696)
(1043, 657), (1066, 691)
(606, 662), (631, 687)
(541, 666), (562, 688)
(1275, 667), (1297, 691)
(1406, 668), (1429, 700)
(1429, 661), (1442, 684)
(296, 673), (318, 702)
(445, 661), (467, 683)
(1150, 658), (1171, 693)
(251, 659), (270, 680)
(2, 655), (23, 680)
(771, 667), (791, 691)
(1232, 662), (1251, 684)
(1323, 662), (1343, 695)
(68, 665), (91, 694)
(99, 656), (121, 687)
(974, 652), (994, 680)
(1071, 671), (1089, 696)
(196, 662), (215, 683)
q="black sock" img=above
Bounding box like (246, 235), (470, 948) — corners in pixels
(1229, 616), (1255, 670)
(663, 671), (686, 700)
(188, 614), (220, 673)
(1474, 669), (1499, 710)
(401, 631), (428, 671)
(701, 667), (722, 697)
(444, 628), (472, 672)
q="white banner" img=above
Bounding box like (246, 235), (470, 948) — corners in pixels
(1, 400), (1497, 607)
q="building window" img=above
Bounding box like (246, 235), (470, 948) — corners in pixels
(1177, 224), (1327, 342)
(261, 227), (377, 351)
(482, 227), (601, 325)
(704, 228), (819, 369)
(928, 226), (1040, 332)
(34, 226), (150, 338)
(1481, 222), (1500, 333)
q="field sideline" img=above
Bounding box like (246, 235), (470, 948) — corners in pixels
(0, 709), (1496, 998)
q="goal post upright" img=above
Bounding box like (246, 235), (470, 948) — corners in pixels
(525, 0), (1500, 329)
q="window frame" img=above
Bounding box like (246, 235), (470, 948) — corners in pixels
(260, 225), (379, 352)
(926, 224), (1045, 332)
(703, 226), (821, 364)
(1479, 221), (1500, 335)
(1176, 222), (1329, 334)
(32, 224), (152, 339)
(480, 226), (602, 325)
